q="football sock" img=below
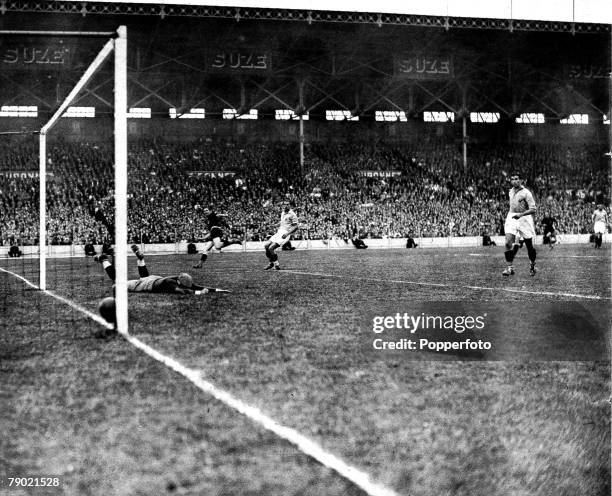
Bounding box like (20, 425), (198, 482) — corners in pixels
(524, 239), (536, 262)
(504, 250), (515, 263)
(104, 264), (116, 281)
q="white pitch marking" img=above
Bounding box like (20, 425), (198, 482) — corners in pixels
(281, 270), (333, 278)
(468, 253), (604, 259)
(123, 335), (399, 496)
(0, 267), (113, 328)
(559, 255), (602, 259)
(0, 267), (398, 496)
(281, 269), (608, 300)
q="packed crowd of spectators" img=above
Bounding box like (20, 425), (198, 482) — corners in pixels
(0, 138), (608, 246)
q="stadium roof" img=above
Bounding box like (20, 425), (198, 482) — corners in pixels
(0, 1), (609, 121)
(82, 0), (612, 24)
(4, 0), (610, 32)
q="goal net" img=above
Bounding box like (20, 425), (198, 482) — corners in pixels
(0, 27), (128, 338)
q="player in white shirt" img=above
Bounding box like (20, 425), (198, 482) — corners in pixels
(503, 172), (538, 276)
(591, 204), (608, 249)
(264, 201), (299, 270)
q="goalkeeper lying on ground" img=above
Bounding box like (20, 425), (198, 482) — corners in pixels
(95, 245), (227, 295)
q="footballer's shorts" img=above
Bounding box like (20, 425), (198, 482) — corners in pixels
(269, 230), (291, 247)
(594, 221), (606, 234)
(127, 275), (164, 292)
(203, 226), (224, 240)
(505, 213), (536, 239)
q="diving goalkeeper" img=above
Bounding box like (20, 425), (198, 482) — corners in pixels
(95, 245), (228, 295)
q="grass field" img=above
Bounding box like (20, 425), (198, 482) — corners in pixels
(1, 244), (610, 496)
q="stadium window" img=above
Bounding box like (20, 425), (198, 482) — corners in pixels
(560, 114), (588, 125)
(169, 108), (205, 119)
(127, 108), (151, 119)
(375, 111), (407, 122)
(469, 112), (500, 123)
(223, 109), (258, 120)
(423, 111), (455, 123)
(326, 110), (359, 121)
(605, 114), (610, 125)
(0, 105), (37, 117)
(515, 113), (544, 124)
(275, 109), (309, 120)
(63, 106), (95, 118)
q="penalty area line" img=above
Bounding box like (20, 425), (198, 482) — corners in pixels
(0, 267), (398, 496)
(281, 269), (608, 300)
(468, 253), (604, 259)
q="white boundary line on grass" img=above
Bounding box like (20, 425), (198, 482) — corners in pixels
(468, 253), (602, 259)
(0, 267), (114, 328)
(282, 270), (609, 300)
(0, 267), (399, 496)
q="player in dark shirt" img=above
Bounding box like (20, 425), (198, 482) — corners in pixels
(193, 206), (242, 268)
(540, 213), (558, 249)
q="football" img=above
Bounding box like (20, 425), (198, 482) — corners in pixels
(98, 297), (116, 323)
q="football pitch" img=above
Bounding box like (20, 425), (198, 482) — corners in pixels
(1, 244), (610, 496)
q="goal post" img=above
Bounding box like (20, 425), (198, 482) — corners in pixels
(114, 26), (128, 335)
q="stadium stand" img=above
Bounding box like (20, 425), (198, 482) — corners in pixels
(0, 139), (608, 246)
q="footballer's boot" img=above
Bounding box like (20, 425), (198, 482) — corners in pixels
(529, 263), (537, 277)
(264, 262), (275, 270)
(224, 238), (242, 246)
(193, 262), (203, 269)
(94, 326), (117, 339)
(502, 266), (515, 276)
(93, 254), (109, 263)
(131, 244), (144, 260)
